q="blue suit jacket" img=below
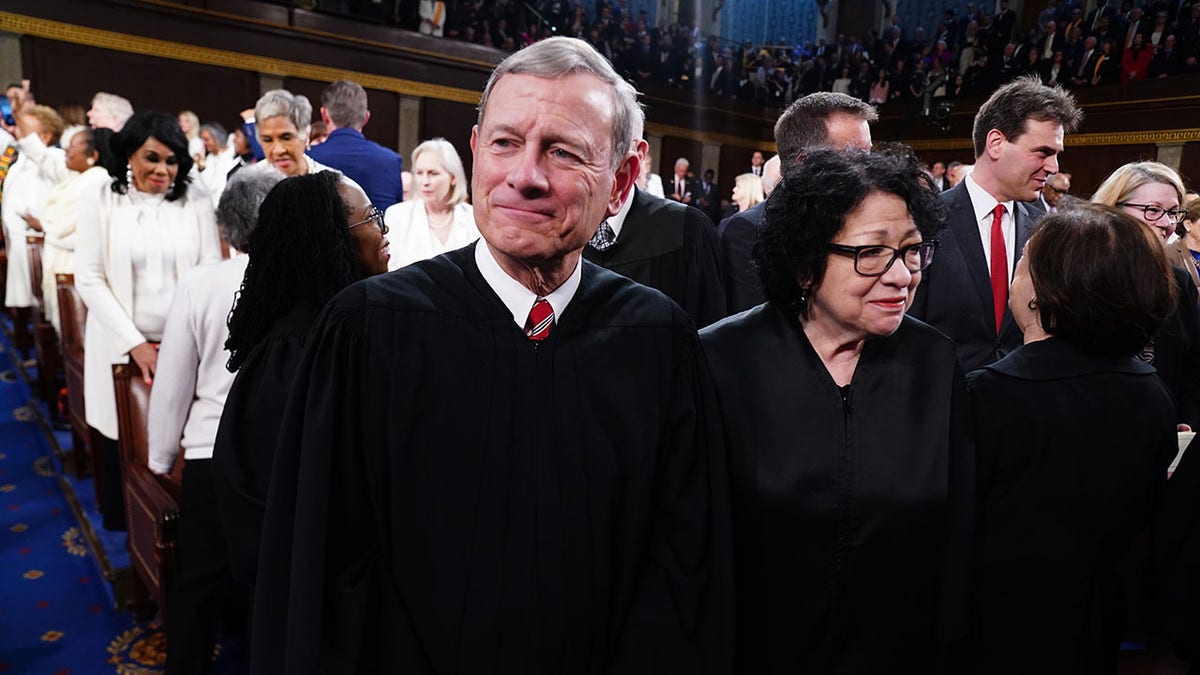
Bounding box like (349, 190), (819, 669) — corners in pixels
(306, 127), (404, 209)
(909, 182), (1038, 372)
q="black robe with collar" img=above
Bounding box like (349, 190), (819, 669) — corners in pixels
(967, 338), (1175, 674)
(701, 307), (973, 674)
(249, 243), (734, 675)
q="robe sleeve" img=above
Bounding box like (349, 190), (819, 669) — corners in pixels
(250, 286), (415, 675)
(686, 210), (728, 329)
(1173, 273), (1200, 429)
(609, 322), (735, 674)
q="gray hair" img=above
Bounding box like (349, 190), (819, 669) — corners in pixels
(412, 138), (469, 206)
(321, 80), (369, 130)
(217, 170), (284, 252)
(200, 122), (228, 150)
(254, 89), (312, 140)
(477, 36), (641, 170)
(91, 92), (133, 128)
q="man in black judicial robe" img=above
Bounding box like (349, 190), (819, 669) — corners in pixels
(719, 92), (877, 314)
(249, 37), (733, 675)
(584, 186), (726, 328)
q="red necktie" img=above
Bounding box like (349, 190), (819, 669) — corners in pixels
(989, 204), (1008, 334)
(525, 299), (554, 341)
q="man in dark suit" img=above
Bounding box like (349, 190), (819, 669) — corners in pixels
(584, 117), (726, 328)
(909, 76), (1082, 371)
(1070, 35), (1100, 86)
(306, 79), (404, 209)
(668, 157), (697, 204)
(719, 92), (877, 314)
(696, 169), (722, 225)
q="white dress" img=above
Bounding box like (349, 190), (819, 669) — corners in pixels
(3, 152), (59, 308)
(74, 184), (221, 439)
(38, 166), (111, 332)
(384, 200), (479, 271)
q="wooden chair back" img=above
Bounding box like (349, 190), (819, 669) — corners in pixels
(112, 363), (183, 621)
(56, 274), (90, 478)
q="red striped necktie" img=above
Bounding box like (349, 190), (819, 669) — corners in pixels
(525, 299), (554, 341)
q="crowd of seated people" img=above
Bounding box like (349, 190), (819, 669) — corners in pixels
(414, 0), (1200, 111)
(4, 30), (1200, 675)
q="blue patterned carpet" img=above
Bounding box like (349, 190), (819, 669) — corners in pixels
(0, 318), (168, 674)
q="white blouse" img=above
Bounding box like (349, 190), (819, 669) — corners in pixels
(384, 199), (479, 271)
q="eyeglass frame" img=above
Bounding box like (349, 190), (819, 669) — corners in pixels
(826, 240), (939, 277)
(1118, 202), (1188, 224)
(1045, 185), (1069, 196)
(349, 206), (389, 235)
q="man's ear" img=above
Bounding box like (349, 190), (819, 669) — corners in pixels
(361, 110), (371, 129)
(608, 152), (640, 217)
(985, 128), (1007, 161)
(320, 107), (333, 128)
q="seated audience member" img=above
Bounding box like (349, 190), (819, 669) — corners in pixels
(1092, 161), (1200, 429)
(248, 37), (732, 674)
(148, 169), (282, 675)
(213, 171), (388, 593)
(75, 110), (222, 531)
(19, 127), (109, 333)
(702, 148), (971, 673)
(306, 80), (404, 209)
(1171, 198), (1200, 293)
(383, 137), (477, 270)
(968, 204), (1177, 674)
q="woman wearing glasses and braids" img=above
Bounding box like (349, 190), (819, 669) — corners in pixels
(968, 204), (1177, 673)
(1091, 161), (1200, 430)
(212, 170), (389, 597)
(702, 148), (972, 673)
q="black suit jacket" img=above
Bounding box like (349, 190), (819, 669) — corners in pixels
(717, 201), (766, 315)
(909, 182), (1038, 371)
(584, 189), (727, 328)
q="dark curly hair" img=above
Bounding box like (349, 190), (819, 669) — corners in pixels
(753, 146), (946, 318)
(1028, 203), (1176, 358)
(224, 171), (360, 372)
(107, 110), (194, 202)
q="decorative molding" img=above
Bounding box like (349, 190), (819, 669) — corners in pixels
(0, 12), (484, 105)
(905, 127), (1200, 151)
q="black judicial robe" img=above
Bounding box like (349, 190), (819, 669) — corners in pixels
(250, 244), (734, 675)
(212, 304), (317, 587)
(583, 188), (727, 329)
(967, 338), (1175, 674)
(700, 306), (973, 674)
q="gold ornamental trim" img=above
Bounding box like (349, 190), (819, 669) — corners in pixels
(0, 12), (484, 105)
(905, 127), (1200, 152)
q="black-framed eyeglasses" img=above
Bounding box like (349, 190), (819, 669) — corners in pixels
(1046, 185), (1069, 196)
(1118, 202), (1188, 224)
(827, 241), (938, 276)
(349, 206), (388, 235)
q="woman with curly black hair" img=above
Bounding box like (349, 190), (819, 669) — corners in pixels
(701, 148), (972, 673)
(213, 170), (388, 595)
(75, 109), (221, 530)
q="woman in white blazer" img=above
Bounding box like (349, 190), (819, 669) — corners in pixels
(384, 137), (477, 271)
(75, 110), (222, 530)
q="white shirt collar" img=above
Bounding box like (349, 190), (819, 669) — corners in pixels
(605, 186), (637, 241)
(963, 172), (1013, 224)
(475, 240), (582, 330)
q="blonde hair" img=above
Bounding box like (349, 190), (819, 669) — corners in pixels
(734, 172), (765, 210)
(178, 110), (200, 140)
(1091, 161), (1186, 209)
(23, 104), (65, 145)
(412, 138), (469, 206)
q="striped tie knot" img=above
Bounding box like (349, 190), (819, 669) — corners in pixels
(525, 299), (554, 341)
